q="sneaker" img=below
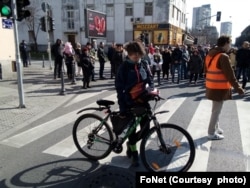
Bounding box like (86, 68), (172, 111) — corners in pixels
(208, 133), (224, 140)
(216, 127), (224, 134)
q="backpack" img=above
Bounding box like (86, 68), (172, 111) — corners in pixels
(123, 59), (153, 103)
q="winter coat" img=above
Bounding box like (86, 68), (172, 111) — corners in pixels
(189, 54), (202, 74)
(115, 58), (154, 113)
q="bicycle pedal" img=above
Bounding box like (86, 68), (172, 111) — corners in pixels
(112, 146), (123, 154)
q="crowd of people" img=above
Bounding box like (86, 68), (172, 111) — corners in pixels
(47, 36), (248, 166)
(48, 37), (250, 92)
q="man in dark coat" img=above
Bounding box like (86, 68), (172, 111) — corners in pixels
(235, 41), (250, 90)
(51, 39), (63, 79)
(19, 40), (28, 67)
(97, 41), (107, 79)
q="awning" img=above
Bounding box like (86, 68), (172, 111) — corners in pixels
(184, 38), (194, 45)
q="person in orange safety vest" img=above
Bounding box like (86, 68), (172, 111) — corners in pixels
(204, 35), (245, 140)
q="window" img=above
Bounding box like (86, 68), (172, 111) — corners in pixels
(172, 5), (175, 18)
(66, 5), (74, 29)
(106, 4), (114, 17)
(177, 10), (179, 20)
(125, 3), (133, 16)
(145, 2), (153, 16)
(87, 4), (94, 10)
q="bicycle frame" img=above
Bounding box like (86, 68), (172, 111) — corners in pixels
(75, 96), (170, 150)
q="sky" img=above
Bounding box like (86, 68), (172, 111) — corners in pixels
(186, 0), (250, 43)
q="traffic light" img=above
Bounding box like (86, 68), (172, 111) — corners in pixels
(16, 0), (31, 21)
(48, 16), (55, 31)
(40, 16), (46, 32)
(216, 11), (221, 22)
(0, 0), (12, 18)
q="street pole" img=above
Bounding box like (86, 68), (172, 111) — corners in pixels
(44, 3), (52, 70)
(12, 0), (25, 108)
(60, 60), (66, 95)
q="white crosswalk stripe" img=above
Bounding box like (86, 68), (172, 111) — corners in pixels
(0, 93), (117, 148)
(236, 100), (250, 171)
(64, 90), (107, 107)
(187, 99), (212, 171)
(1, 94), (249, 171)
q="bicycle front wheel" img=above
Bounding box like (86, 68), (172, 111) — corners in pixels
(140, 123), (195, 172)
(72, 113), (114, 160)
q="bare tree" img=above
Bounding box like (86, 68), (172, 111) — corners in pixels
(19, 6), (42, 51)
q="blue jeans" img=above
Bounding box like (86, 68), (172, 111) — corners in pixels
(171, 63), (181, 83)
(180, 61), (188, 79)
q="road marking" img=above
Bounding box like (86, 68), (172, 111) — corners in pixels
(188, 99), (212, 172)
(0, 93), (117, 148)
(64, 90), (107, 107)
(98, 97), (187, 168)
(43, 107), (118, 157)
(236, 100), (250, 171)
(157, 97), (187, 123)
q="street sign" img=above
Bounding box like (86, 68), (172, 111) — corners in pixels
(2, 18), (13, 29)
(41, 2), (50, 12)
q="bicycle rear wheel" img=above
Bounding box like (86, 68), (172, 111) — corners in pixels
(140, 123), (195, 172)
(72, 113), (114, 160)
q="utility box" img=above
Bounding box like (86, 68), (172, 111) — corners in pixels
(12, 61), (17, 72)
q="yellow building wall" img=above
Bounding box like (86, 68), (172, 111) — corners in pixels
(0, 18), (16, 79)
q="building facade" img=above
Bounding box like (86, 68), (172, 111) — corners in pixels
(17, 0), (189, 49)
(191, 4), (219, 46)
(192, 4), (211, 31)
(220, 21), (232, 36)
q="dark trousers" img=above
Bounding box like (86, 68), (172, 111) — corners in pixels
(189, 73), (198, 83)
(21, 53), (28, 67)
(236, 67), (248, 89)
(162, 64), (170, 79)
(99, 61), (105, 78)
(65, 61), (73, 79)
(128, 103), (151, 146)
(128, 116), (150, 146)
(110, 62), (115, 78)
(54, 56), (63, 78)
(82, 67), (91, 87)
(152, 70), (161, 85)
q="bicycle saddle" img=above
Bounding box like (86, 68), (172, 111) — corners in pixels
(96, 100), (115, 107)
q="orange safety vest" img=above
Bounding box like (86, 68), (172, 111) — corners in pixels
(205, 53), (231, 89)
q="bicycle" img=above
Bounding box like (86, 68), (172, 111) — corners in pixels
(72, 93), (195, 172)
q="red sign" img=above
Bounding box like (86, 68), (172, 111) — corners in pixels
(85, 9), (106, 38)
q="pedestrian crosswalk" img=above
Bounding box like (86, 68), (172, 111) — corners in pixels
(0, 91), (249, 171)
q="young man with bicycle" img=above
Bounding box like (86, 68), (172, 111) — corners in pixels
(115, 41), (157, 167)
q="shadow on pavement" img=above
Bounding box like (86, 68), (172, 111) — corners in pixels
(2, 158), (136, 188)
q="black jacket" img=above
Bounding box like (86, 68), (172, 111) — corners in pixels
(236, 48), (250, 68)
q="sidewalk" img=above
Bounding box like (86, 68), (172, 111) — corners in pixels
(0, 60), (84, 138)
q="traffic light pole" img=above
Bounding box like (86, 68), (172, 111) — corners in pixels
(12, 0), (25, 108)
(44, 4), (52, 70)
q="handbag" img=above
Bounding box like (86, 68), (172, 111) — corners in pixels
(110, 113), (133, 135)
